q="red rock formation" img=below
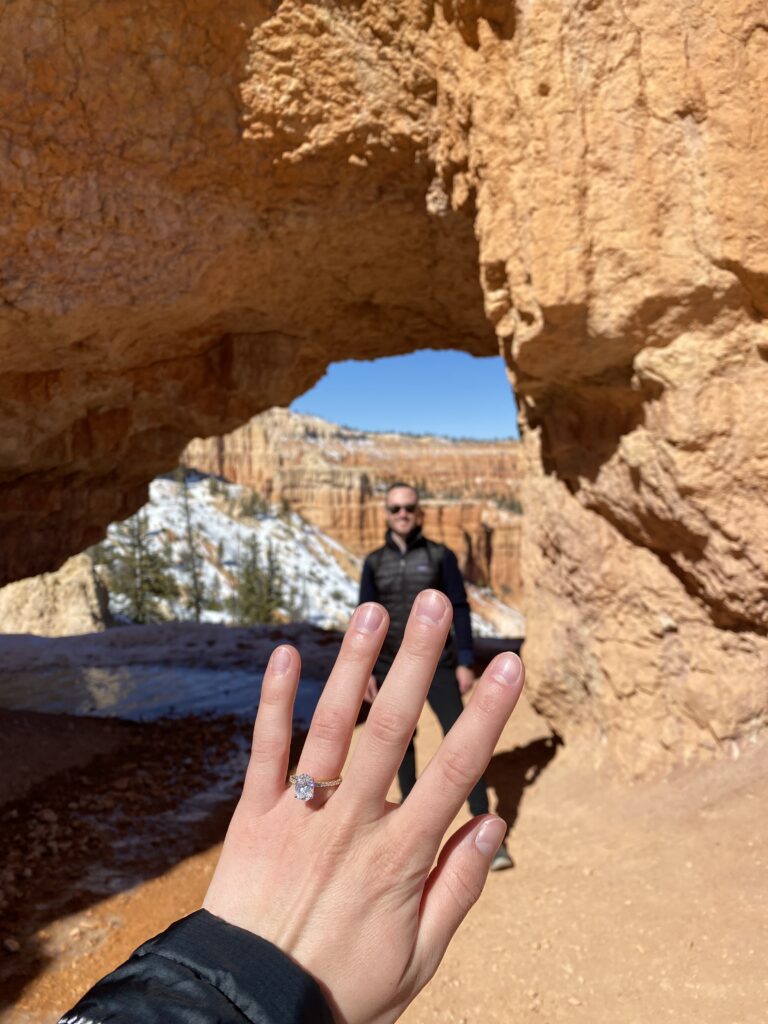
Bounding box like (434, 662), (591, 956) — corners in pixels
(184, 409), (523, 602)
(2, 0), (767, 770)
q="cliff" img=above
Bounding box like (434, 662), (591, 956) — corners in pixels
(2, 0), (767, 771)
(184, 409), (523, 602)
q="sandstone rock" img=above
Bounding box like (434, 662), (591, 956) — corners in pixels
(1, 0), (767, 770)
(0, 0), (493, 586)
(184, 408), (523, 602)
(0, 554), (109, 637)
(434, 0), (768, 771)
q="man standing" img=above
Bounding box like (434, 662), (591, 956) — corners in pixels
(359, 482), (513, 871)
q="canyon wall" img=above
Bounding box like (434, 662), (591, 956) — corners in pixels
(184, 408), (523, 602)
(2, 0), (767, 770)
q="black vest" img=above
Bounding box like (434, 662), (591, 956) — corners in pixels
(367, 532), (455, 671)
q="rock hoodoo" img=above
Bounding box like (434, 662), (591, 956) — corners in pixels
(2, 0), (767, 770)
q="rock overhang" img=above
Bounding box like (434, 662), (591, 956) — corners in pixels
(2, 0), (768, 769)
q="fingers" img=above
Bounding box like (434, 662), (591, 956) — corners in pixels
(344, 590), (452, 812)
(294, 603), (389, 797)
(242, 645), (301, 810)
(399, 652), (524, 843)
(414, 815), (508, 980)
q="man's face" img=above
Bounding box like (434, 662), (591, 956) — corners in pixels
(385, 486), (421, 538)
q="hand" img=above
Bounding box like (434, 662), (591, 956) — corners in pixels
(364, 673), (379, 703)
(204, 590), (524, 1024)
(456, 665), (476, 695)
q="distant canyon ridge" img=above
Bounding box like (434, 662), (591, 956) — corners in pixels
(184, 408), (523, 604)
(1, 0), (767, 773)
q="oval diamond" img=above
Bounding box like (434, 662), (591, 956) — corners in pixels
(293, 773), (315, 801)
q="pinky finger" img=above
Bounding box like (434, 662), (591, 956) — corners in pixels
(413, 815), (507, 981)
(242, 645), (300, 810)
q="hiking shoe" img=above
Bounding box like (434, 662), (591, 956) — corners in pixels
(490, 842), (514, 872)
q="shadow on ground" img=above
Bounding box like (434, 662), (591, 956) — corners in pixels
(0, 713), (249, 1011)
(486, 733), (563, 838)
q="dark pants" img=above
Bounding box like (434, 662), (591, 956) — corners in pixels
(397, 664), (490, 817)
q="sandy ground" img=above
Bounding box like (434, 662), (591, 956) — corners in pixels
(1, 696), (766, 1024)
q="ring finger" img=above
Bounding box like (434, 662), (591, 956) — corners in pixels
(292, 602), (389, 803)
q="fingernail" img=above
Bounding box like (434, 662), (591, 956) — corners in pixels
(491, 652), (522, 685)
(475, 817), (507, 856)
(415, 590), (447, 624)
(270, 646), (292, 674)
(355, 603), (384, 634)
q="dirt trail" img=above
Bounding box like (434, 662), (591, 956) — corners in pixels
(2, 699), (766, 1024)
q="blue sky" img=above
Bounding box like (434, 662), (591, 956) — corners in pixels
(291, 351), (519, 440)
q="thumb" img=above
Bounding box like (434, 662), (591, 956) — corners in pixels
(413, 815), (507, 980)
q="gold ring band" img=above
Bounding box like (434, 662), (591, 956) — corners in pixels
(288, 773), (343, 788)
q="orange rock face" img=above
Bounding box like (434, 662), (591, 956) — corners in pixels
(0, 0), (494, 586)
(184, 409), (523, 602)
(2, 0), (768, 769)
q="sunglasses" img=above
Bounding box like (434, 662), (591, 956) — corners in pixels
(387, 503), (418, 514)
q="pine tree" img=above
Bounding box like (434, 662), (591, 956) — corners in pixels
(228, 537), (283, 625)
(207, 574), (223, 613)
(176, 468), (206, 622)
(105, 511), (179, 623)
(283, 577), (308, 622)
(239, 490), (268, 518)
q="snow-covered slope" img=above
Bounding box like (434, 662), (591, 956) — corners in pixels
(105, 473), (359, 630)
(104, 472), (516, 636)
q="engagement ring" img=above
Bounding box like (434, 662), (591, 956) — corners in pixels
(288, 773), (343, 802)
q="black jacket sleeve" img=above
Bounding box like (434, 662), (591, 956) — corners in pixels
(359, 555), (379, 606)
(58, 910), (334, 1024)
(440, 548), (474, 667)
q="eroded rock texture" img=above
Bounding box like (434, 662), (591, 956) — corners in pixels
(0, 554), (108, 637)
(452, 0), (768, 771)
(0, 0), (493, 585)
(2, 0), (767, 768)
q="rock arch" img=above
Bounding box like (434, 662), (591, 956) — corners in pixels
(2, 0), (767, 770)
